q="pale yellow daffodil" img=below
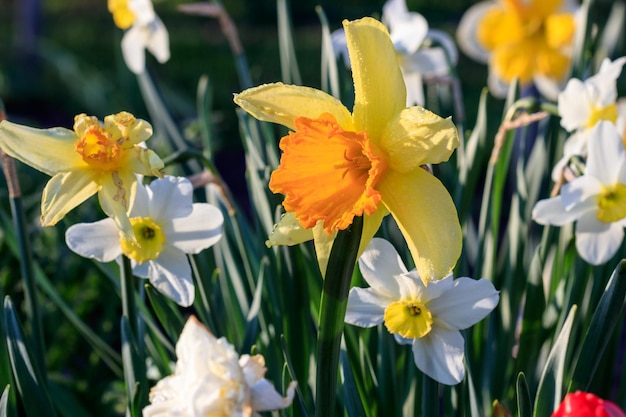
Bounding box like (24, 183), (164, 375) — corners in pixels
(235, 17), (461, 282)
(0, 112), (164, 239)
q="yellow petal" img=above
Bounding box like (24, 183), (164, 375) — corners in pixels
(380, 107), (459, 173)
(544, 13), (576, 50)
(0, 121), (83, 176)
(344, 17), (406, 140)
(266, 212), (314, 247)
(314, 208), (387, 278)
(104, 112), (154, 146)
(127, 146), (165, 177)
(98, 170), (138, 240)
(40, 170), (99, 226)
(313, 222), (337, 277)
(379, 169), (461, 282)
(233, 83), (354, 131)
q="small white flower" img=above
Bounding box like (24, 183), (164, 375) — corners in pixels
(533, 121), (626, 265)
(142, 316), (297, 417)
(65, 176), (223, 306)
(552, 57), (626, 181)
(111, 0), (170, 74)
(331, 0), (457, 107)
(345, 238), (499, 385)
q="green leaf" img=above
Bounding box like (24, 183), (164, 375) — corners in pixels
(0, 385), (9, 417)
(121, 317), (147, 417)
(533, 305), (577, 417)
(340, 347), (366, 417)
(3, 297), (57, 417)
(516, 373), (532, 417)
(144, 283), (185, 342)
(568, 259), (626, 392)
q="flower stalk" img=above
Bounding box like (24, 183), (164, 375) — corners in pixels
(315, 216), (363, 417)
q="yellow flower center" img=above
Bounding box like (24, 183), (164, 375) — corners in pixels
(269, 113), (386, 234)
(74, 125), (125, 171)
(384, 300), (433, 339)
(586, 103), (618, 129)
(108, 0), (135, 29)
(477, 0), (575, 83)
(597, 183), (626, 223)
(120, 217), (167, 263)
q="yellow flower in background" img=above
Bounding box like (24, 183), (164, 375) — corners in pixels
(0, 112), (164, 239)
(457, 0), (578, 97)
(235, 17), (461, 282)
(108, 0), (135, 29)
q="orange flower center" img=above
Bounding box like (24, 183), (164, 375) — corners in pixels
(269, 113), (386, 234)
(74, 125), (124, 171)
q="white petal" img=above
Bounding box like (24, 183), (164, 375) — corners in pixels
(587, 57), (626, 107)
(586, 121), (624, 184)
(456, 1), (493, 63)
(130, 178), (150, 217)
(393, 334), (413, 346)
(402, 70), (424, 107)
(146, 18), (170, 64)
(411, 327), (465, 385)
(129, 0), (156, 25)
(147, 247), (194, 306)
(403, 48), (450, 76)
(532, 196), (593, 226)
(330, 29), (350, 68)
(358, 238), (407, 298)
(428, 278), (499, 330)
(388, 13), (428, 56)
(487, 64), (511, 98)
(147, 176), (193, 221)
(534, 74), (563, 102)
(121, 26), (147, 74)
(576, 212), (625, 265)
(345, 287), (388, 328)
(558, 78), (591, 131)
(168, 204), (224, 254)
(425, 29), (458, 66)
(65, 219), (121, 262)
(382, 0), (410, 27)
(560, 175), (602, 212)
(404, 273), (453, 303)
(250, 379), (297, 412)
(133, 260), (150, 278)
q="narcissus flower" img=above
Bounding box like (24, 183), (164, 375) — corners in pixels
(332, 0), (458, 107)
(108, 0), (170, 74)
(553, 57), (626, 181)
(0, 112), (163, 239)
(533, 122), (626, 265)
(143, 316), (297, 417)
(65, 176), (223, 306)
(457, 0), (578, 97)
(552, 391), (626, 417)
(345, 238), (499, 385)
(235, 17), (461, 282)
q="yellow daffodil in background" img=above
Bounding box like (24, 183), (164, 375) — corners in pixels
(235, 17), (461, 282)
(0, 112), (164, 239)
(108, 0), (170, 74)
(457, 0), (578, 98)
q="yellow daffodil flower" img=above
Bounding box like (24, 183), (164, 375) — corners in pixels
(235, 17), (461, 282)
(457, 0), (578, 97)
(0, 112), (164, 239)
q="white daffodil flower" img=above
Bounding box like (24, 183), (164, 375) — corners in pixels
(345, 238), (499, 385)
(533, 121), (626, 265)
(331, 0), (457, 106)
(109, 0), (170, 74)
(552, 57), (626, 181)
(143, 316), (297, 417)
(65, 176), (223, 307)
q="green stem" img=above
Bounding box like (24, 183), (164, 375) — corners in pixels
(120, 255), (137, 335)
(421, 374), (440, 417)
(315, 217), (363, 417)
